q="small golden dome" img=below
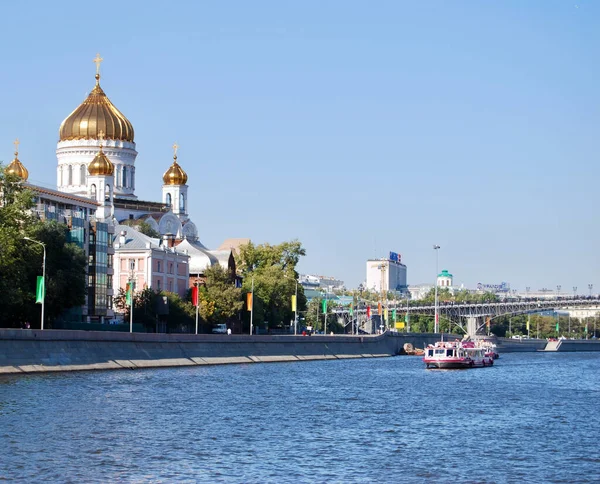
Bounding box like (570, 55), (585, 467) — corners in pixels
(162, 155), (188, 185)
(6, 153), (29, 181)
(88, 146), (114, 176)
(59, 63), (134, 142)
(6, 139), (28, 181)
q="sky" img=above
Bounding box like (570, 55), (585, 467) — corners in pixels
(0, 0), (598, 292)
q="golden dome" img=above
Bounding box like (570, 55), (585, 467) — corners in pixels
(162, 156), (188, 185)
(6, 139), (28, 181)
(59, 66), (134, 142)
(88, 145), (114, 176)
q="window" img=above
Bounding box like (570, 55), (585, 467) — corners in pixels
(157, 279), (161, 290)
(169, 263), (173, 274)
(107, 254), (113, 268)
(166, 193), (172, 207)
(67, 165), (73, 185)
(80, 165), (86, 185)
(123, 166), (128, 188)
(105, 184), (111, 201)
(90, 184), (97, 200)
(168, 280), (172, 292)
(157, 261), (162, 273)
(180, 194), (185, 212)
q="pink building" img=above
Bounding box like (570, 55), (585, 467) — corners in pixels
(113, 227), (189, 300)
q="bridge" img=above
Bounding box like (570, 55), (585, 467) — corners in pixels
(333, 297), (600, 336)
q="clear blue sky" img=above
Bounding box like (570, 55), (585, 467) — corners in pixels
(1, 0), (598, 292)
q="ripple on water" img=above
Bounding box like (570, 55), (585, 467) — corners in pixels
(0, 353), (599, 482)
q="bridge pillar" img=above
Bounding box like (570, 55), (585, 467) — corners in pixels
(466, 316), (478, 338)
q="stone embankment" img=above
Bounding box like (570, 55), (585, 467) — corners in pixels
(0, 330), (443, 375)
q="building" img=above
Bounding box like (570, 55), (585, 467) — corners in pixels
(437, 270), (453, 287)
(6, 55), (247, 321)
(299, 274), (345, 292)
(7, 141), (115, 322)
(365, 255), (407, 294)
(113, 227), (189, 298)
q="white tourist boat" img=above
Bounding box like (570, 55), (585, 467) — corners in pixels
(423, 339), (494, 369)
(477, 339), (500, 359)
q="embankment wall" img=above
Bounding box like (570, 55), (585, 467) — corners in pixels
(0, 330), (444, 375)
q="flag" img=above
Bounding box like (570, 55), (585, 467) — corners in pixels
(556, 321), (559, 332)
(291, 295), (297, 312)
(384, 308), (388, 321)
(366, 306), (371, 318)
(486, 317), (491, 328)
(126, 282), (133, 305)
(349, 306), (354, 316)
(35, 276), (45, 304)
(405, 313), (409, 324)
(246, 292), (253, 311)
(526, 315), (530, 331)
(378, 302), (382, 315)
(322, 299), (327, 313)
(392, 309), (397, 321)
(396, 322), (405, 329)
(192, 286), (199, 307)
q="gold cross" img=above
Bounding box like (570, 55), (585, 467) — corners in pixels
(98, 130), (105, 146)
(173, 142), (179, 158)
(93, 53), (103, 76)
(13, 138), (19, 154)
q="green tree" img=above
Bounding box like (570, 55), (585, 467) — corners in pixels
(202, 264), (243, 325)
(237, 240), (307, 331)
(0, 167), (86, 327)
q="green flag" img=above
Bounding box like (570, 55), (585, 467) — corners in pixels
(392, 309), (396, 321)
(35, 276), (45, 304)
(349, 307), (354, 316)
(126, 282), (132, 305)
(555, 321), (559, 332)
(322, 299), (327, 313)
(405, 313), (409, 323)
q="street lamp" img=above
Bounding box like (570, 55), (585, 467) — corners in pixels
(589, 284), (593, 297)
(129, 259), (135, 333)
(23, 237), (46, 330)
(433, 245), (440, 334)
(556, 285), (561, 299)
(573, 286), (577, 299)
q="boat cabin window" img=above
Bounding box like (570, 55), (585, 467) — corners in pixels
(446, 349), (454, 357)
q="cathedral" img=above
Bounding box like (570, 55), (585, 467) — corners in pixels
(6, 55), (245, 322)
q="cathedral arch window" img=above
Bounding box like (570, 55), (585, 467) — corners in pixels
(105, 184), (111, 201)
(122, 166), (128, 188)
(67, 165), (73, 186)
(180, 194), (185, 212)
(90, 184), (97, 200)
(80, 165), (86, 185)
(166, 193), (172, 207)
(58, 166), (63, 186)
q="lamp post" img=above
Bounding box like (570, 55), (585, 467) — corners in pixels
(433, 245), (441, 334)
(556, 285), (561, 299)
(526, 287), (530, 297)
(588, 284), (593, 297)
(250, 275), (254, 336)
(129, 259), (135, 333)
(23, 237), (46, 330)
(294, 279), (298, 336)
(573, 286), (577, 299)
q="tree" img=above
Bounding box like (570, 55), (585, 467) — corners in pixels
(0, 166), (86, 327)
(202, 264), (243, 325)
(237, 240), (307, 331)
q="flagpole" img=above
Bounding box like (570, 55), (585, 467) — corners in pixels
(24, 237), (46, 330)
(250, 276), (254, 336)
(195, 284), (199, 335)
(294, 280), (298, 336)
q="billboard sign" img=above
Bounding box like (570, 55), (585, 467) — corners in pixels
(389, 251), (401, 263)
(477, 282), (510, 293)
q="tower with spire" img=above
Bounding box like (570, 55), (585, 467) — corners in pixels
(86, 131), (115, 220)
(162, 142), (189, 221)
(56, 54), (137, 200)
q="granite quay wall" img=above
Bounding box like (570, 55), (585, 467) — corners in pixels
(552, 339), (600, 352)
(0, 330), (446, 375)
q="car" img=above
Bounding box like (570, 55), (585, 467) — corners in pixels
(212, 324), (227, 334)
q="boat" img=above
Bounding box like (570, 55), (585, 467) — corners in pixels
(477, 339), (500, 359)
(423, 339), (494, 369)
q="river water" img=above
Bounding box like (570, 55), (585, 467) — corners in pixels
(1, 352), (599, 483)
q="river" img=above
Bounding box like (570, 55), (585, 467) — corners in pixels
(1, 352), (599, 483)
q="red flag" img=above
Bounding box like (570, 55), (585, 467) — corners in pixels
(367, 306), (371, 318)
(378, 302), (382, 315)
(192, 286), (199, 307)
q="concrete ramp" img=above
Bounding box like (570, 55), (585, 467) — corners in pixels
(542, 340), (561, 352)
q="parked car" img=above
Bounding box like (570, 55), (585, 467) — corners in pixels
(212, 324), (227, 334)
